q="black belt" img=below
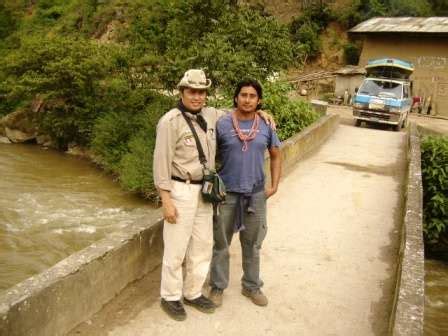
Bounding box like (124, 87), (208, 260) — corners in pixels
(172, 176), (203, 185)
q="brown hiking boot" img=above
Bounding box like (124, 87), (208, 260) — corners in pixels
(209, 287), (224, 307)
(242, 288), (268, 306)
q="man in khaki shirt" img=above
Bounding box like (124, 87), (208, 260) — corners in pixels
(153, 69), (224, 321)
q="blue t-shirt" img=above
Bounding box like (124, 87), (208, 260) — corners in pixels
(216, 114), (281, 193)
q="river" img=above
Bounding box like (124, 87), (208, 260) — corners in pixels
(425, 259), (448, 335)
(0, 143), (158, 293)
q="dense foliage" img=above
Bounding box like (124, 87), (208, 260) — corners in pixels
(90, 81), (318, 198)
(1, 36), (118, 145)
(343, 42), (362, 65)
(0, 0), (320, 197)
(0, 0), (443, 197)
(91, 91), (174, 197)
(126, 0), (294, 91)
(336, 0), (434, 28)
(290, 2), (333, 61)
(262, 82), (320, 141)
(421, 136), (448, 248)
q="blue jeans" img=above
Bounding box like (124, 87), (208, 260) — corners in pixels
(209, 190), (267, 291)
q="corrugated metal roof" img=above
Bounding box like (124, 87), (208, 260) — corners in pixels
(349, 17), (448, 34)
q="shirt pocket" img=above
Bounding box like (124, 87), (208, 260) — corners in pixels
(182, 132), (196, 148)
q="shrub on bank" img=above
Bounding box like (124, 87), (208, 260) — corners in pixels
(421, 135), (448, 253)
(262, 82), (320, 141)
(91, 80), (320, 198)
(92, 93), (174, 198)
(1, 36), (118, 146)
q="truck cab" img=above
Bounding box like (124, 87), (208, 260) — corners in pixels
(352, 58), (413, 131)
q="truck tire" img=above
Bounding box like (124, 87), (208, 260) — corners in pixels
(393, 123), (400, 132)
(355, 119), (361, 127)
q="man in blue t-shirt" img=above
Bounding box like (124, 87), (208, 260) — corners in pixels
(209, 79), (282, 307)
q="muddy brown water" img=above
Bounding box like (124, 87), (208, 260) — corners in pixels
(425, 259), (448, 335)
(0, 143), (157, 293)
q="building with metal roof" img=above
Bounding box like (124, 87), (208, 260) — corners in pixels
(333, 66), (365, 98)
(349, 17), (448, 35)
(349, 17), (448, 117)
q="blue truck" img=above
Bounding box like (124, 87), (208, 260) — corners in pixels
(352, 58), (414, 131)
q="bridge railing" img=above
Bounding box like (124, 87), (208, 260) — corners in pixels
(389, 123), (425, 336)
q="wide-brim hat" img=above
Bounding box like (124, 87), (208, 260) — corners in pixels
(177, 69), (212, 90)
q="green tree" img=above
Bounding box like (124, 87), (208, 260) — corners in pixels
(262, 81), (320, 140)
(128, 0), (293, 90)
(2, 36), (115, 146)
(0, 4), (17, 40)
(343, 42), (361, 65)
(337, 0), (434, 28)
(337, 0), (386, 28)
(429, 0), (448, 15)
(290, 21), (322, 60)
(289, 1), (333, 61)
(387, 0), (432, 16)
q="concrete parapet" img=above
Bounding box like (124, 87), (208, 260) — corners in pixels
(0, 220), (163, 336)
(389, 123), (425, 336)
(0, 113), (340, 336)
(416, 124), (445, 137)
(310, 99), (329, 116)
(265, 113), (340, 180)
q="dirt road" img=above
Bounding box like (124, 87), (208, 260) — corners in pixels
(70, 121), (407, 336)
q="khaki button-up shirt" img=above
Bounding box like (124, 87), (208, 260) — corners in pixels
(153, 106), (226, 191)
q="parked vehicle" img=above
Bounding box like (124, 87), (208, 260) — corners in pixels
(352, 58), (413, 131)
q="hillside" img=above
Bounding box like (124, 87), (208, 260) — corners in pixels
(0, 0), (446, 197)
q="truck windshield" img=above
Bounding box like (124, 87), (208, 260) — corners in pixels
(358, 79), (403, 99)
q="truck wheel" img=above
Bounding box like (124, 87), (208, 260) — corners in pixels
(355, 119), (361, 127)
(393, 124), (400, 132)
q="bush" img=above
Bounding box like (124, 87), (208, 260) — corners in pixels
(336, 0), (386, 28)
(128, 1), (293, 91)
(289, 1), (333, 61)
(388, 0), (432, 16)
(343, 42), (361, 65)
(1, 36), (119, 146)
(262, 81), (320, 140)
(0, 4), (17, 40)
(113, 80), (320, 197)
(336, 0), (433, 28)
(430, 0), (448, 15)
(421, 135), (448, 246)
(290, 21), (322, 60)
(91, 91), (174, 197)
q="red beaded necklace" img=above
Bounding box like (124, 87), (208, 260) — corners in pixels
(231, 112), (260, 151)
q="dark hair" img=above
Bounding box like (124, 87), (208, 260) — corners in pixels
(233, 79), (263, 109)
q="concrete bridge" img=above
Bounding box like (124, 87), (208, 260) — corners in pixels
(0, 107), (430, 336)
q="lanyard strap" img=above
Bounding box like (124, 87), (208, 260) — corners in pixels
(181, 112), (208, 169)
